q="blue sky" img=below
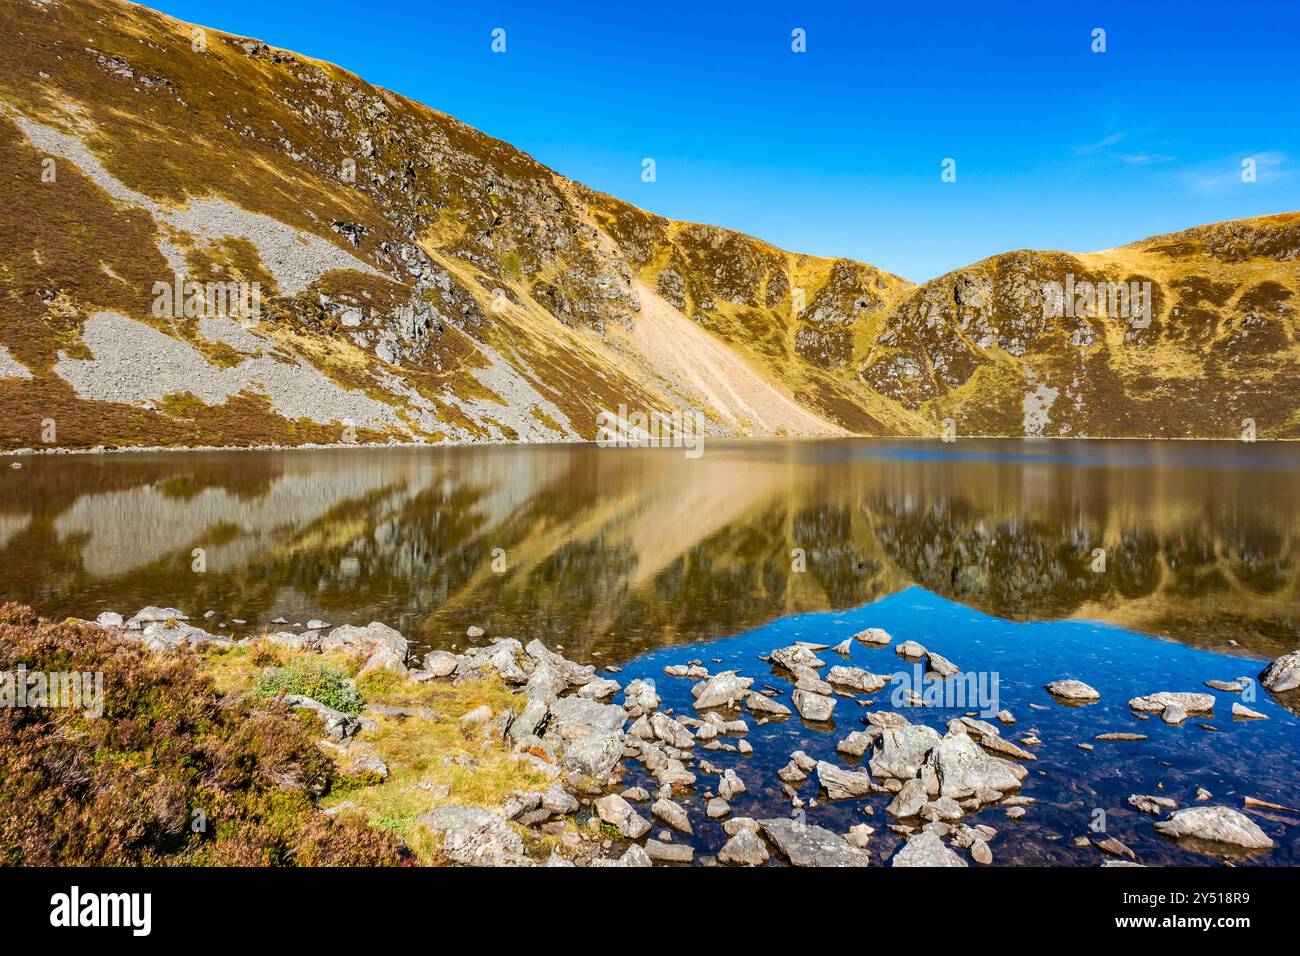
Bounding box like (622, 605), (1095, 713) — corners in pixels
(150, 0), (1299, 282)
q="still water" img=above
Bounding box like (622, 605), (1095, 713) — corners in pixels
(2, 438), (1298, 864)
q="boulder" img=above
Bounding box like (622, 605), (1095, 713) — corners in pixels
(886, 777), (928, 818)
(560, 730), (624, 778)
(769, 644), (826, 671)
(816, 760), (873, 800)
(869, 724), (941, 780)
(745, 691), (792, 718)
(651, 798), (692, 834)
(420, 650), (462, 678)
(692, 670), (753, 710)
(837, 730), (873, 758)
(416, 806), (526, 865)
(358, 645), (407, 679)
(645, 840), (693, 864)
(126, 606), (187, 628)
(717, 828), (770, 866)
(1154, 806), (1274, 851)
(649, 712), (695, 748)
(321, 622), (409, 660)
(758, 818), (870, 867)
(549, 697), (627, 736)
(927, 732), (1026, 799)
(718, 769), (746, 801)
(1260, 650), (1300, 693)
(890, 830), (967, 867)
(826, 665), (890, 693)
(1045, 679), (1100, 701)
(540, 784), (579, 815)
(925, 651), (959, 678)
(854, 627), (892, 646)
(792, 689), (836, 722)
(578, 678), (621, 700)
(1128, 692), (1215, 715)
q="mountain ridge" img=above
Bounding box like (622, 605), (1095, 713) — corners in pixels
(0, 0), (1296, 451)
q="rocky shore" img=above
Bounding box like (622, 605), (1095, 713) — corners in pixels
(81, 606), (1300, 866)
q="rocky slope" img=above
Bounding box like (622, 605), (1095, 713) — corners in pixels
(861, 214), (1300, 439)
(0, 0), (1295, 450)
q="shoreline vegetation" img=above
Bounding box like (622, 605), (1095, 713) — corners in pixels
(2, 603), (1297, 867)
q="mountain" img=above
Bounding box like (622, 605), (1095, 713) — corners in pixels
(0, 0), (1295, 451)
(862, 214), (1300, 438)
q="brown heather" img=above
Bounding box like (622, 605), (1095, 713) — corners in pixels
(0, 603), (402, 866)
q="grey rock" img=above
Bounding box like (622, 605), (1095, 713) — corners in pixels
(541, 784), (579, 815)
(1128, 692), (1215, 715)
(652, 797), (692, 834)
(758, 818), (870, 867)
(415, 806), (527, 866)
(421, 650), (462, 677)
(792, 689), (836, 722)
(890, 830), (967, 867)
(870, 724), (941, 779)
(816, 760), (873, 800)
(692, 670), (753, 710)
(769, 644), (826, 671)
(928, 732), (1026, 799)
(717, 828), (769, 866)
(1232, 702), (1267, 720)
(1259, 650), (1300, 692)
(561, 730), (624, 778)
(854, 627), (892, 646)
(1154, 806), (1275, 851)
(1045, 679), (1100, 701)
(645, 840), (693, 864)
(826, 665), (890, 693)
(887, 777), (928, 817)
(745, 691), (792, 718)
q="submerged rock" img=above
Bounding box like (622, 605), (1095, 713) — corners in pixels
(1129, 794), (1177, 816)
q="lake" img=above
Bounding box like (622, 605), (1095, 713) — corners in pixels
(2, 438), (1298, 864)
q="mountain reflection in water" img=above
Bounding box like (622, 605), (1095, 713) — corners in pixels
(0, 439), (1296, 661)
